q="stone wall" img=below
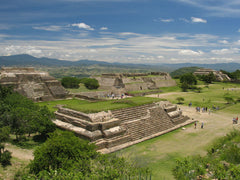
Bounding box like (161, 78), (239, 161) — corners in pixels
(94, 72), (176, 94)
(0, 67), (68, 101)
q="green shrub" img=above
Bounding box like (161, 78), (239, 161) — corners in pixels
(61, 76), (80, 88)
(80, 78), (99, 90)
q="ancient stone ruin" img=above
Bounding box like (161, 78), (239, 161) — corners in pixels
(54, 101), (192, 153)
(94, 72), (176, 94)
(0, 67), (68, 101)
(193, 68), (231, 81)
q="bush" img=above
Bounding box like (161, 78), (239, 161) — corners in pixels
(61, 77), (80, 88)
(0, 150), (12, 166)
(80, 78), (99, 90)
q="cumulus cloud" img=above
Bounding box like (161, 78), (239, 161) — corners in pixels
(178, 49), (204, 56)
(191, 17), (207, 23)
(72, 23), (94, 31)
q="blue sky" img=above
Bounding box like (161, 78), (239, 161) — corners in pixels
(1, 0), (240, 64)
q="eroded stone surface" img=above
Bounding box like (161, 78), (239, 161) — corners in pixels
(0, 67), (68, 101)
(54, 101), (193, 153)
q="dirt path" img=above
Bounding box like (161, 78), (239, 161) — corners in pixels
(4, 143), (34, 160)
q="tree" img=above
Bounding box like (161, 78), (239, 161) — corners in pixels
(17, 130), (152, 179)
(80, 78), (99, 90)
(0, 92), (55, 140)
(0, 126), (12, 166)
(61, 76), (80, 88)
(29, 130), (98, 174)
(176, 97), (184, 104)
(180, 73), (197, 86)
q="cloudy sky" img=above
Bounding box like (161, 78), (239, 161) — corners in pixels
(1, 0), (240, 64)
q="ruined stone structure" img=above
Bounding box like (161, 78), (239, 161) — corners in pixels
(0, 67), (68, 101)
(193, 68), (231, 81)
(93, 72), (176, 94)
(54, 101), (192, 153)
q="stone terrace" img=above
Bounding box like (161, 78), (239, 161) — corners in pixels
(54, 101), (194, 153)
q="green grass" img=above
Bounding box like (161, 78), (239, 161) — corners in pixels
(165, 82), (240, 114)
(38, 96), (160, 113)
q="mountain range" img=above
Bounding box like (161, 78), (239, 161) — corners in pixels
(0, 54), (239, 72)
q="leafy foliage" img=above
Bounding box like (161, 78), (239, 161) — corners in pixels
(17, 130), (151, 179)
(61, 76), (81, 88)
(0, 85), (55, 139)
(180, 73), (197, 85)
(80, 78), (99, 90)
(197, 72), (216, 83)
(172, 130), (240, 179)
(170, 66), (200, 78)
(176, 97), (184, 104)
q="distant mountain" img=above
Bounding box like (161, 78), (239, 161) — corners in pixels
(0, 54), (239, 72)
(163, 63), (240, 72)
(0, 54), (173, 72)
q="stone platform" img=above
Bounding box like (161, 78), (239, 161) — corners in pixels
(0, 67), (68, 101)
(54, 101), (193, 153)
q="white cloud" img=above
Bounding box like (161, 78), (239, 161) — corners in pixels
(4, 45), (42, 55)
(33, 25), (63, 31)
(178, 49), (204, 56)
(211, 48), (239, 55)
(72, 23), (94, 31)
(218, 40), (229, 44)
(154, 18), (174, 23)
(1, 32), (240, 64)
(191, 17), (207, 23)
(179, 18), (190, 23)
(176, 0), (240, 17)
(100, 27), (108, 30)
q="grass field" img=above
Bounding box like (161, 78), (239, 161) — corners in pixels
(38, 96), (161, 113)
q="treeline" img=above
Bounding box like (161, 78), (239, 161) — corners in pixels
(173, 130), (240, 179)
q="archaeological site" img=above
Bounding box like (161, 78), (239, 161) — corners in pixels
(0, 67), (68, 101)
(54, 101), (193, 153)
(0, 67), (194, 153)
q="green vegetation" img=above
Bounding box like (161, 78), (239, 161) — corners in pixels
(176, 97), (184, 104)
(164, 82), (240, 113)
(15, 130), (151, 179)
(38, 96), (160, 113)
(172, 130), (240, 179)
(80, 78), (99, 90)
(170, 66), (200, 78)
(61, 76), (81, 88)
(0, 85), (55, 149)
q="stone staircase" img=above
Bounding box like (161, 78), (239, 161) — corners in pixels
(54, 101), (192, 153)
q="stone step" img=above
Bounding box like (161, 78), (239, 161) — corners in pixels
(53, 119), (102, 141)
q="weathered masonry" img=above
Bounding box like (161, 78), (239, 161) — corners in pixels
(54, 101), (193, 153)
(94, 72), (176, 94)
(0, 67), (68, 101)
